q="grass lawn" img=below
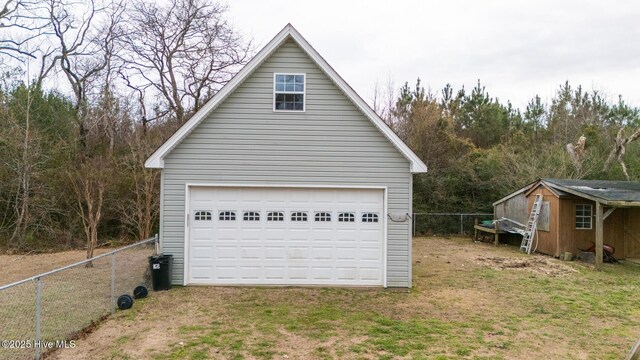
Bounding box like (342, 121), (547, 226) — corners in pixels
(51, 237), (640, 359)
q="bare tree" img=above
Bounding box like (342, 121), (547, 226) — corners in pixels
(122, 0), (250, 124)
(372, 76), (397, 130)
(0, 0), (50, 61)
(603, 127), (640, 180)
(45, 0), (124, 149)
(566, 135), (586, 171)
(118, 128), (162, 240)
(68, 160), (106, 263)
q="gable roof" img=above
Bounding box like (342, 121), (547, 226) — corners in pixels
(495, 178), (640, 207)
(145, 24), (427, 173)
(543, 178), (640, 206)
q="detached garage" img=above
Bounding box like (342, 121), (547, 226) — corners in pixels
(145, 24), (427, 288)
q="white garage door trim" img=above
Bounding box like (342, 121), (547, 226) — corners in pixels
(182, 183), (388, 287)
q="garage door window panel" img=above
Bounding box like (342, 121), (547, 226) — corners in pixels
(314, 212), (332, 222)
(243, 211), (260, 221)
(194, 211), (212, 221)
(219, 211), (236, 221)
(362, 213), (379, 223)
(267, 211), (284, 221)
(338, 212), (355, 223)
(291, 212), (308, 222)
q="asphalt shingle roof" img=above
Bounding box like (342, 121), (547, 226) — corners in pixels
(543, 178), (640, 203)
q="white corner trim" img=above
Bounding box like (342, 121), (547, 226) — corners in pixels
(183, 183), (190, 285)
(145, 24), (427, 173)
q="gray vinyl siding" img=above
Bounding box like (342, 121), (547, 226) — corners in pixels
(161, 38), (412, 287)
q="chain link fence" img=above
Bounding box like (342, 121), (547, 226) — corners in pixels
(0, 236), (157, 360)
(413, 213), (494, 236)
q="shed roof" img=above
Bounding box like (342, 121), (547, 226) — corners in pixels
(543, 179), (640, 205)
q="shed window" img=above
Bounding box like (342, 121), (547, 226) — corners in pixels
(314, 212), (332, 222)
(291, 211), (308, 222)
(267, 211), (284, 221)
(274, 74), (305, 111)
(362, 213), (379, 223)
(575, 204), (592, 229)
(219, 211), (236, 221)
(338, 212), (355, 223)
(243, 211), (260, 221)
(194, 211), (212, 221)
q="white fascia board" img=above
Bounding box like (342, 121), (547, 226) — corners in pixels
(145, 24), (428, 173)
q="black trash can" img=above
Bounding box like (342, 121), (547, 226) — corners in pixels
(148, 254), (173, 291)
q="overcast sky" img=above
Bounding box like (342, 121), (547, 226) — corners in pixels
(228, 0), (640, 110)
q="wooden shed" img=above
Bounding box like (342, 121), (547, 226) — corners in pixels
(493, 179), (640, 268)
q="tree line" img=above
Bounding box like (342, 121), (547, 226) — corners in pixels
(1, 0), (639, 254)
(0, 0), (250, 256)
(374, 79), (640, 213)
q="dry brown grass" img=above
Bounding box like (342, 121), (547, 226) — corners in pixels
(38, 237), (640, 359)
(0, 248), (112, 286)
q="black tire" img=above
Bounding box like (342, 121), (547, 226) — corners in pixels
(117, 294), (134, 310)
(133, 285), (148, 299)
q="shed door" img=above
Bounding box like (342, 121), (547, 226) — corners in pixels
(187, 187), (384, 286)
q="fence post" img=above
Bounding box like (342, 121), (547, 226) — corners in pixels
(412, 214), (416, 236)
(35, 277), (42, 360)
(110, 253), (116, 314)
(460, 214), (463, 235)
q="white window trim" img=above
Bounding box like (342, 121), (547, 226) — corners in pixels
(575, 204), (593, 230)
(273, 72), (306, 112)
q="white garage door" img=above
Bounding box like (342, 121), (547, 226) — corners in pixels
(187, 187), (384, 286)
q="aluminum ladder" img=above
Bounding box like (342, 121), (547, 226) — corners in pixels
(520, 194), (543, 254)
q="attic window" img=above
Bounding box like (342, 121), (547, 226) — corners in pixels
(274, 73), (305, 111)
(575, 204), (592, 229)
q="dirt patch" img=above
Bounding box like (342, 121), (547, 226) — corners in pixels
(476, 255), (578, 277)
